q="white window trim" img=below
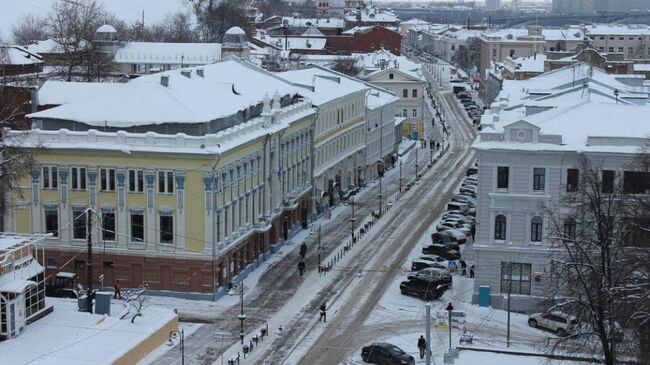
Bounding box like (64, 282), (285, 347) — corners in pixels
(158, 170), (175, 194)
(99, 167), (116, 192)
(70, 167), (87, 191)
(128, 169), (145, 193)
(42, 166), (58, 190)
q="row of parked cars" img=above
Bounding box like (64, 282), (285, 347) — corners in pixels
(455, 90), (483, 126)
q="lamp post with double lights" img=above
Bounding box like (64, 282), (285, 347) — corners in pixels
(167, 329), (185, 365)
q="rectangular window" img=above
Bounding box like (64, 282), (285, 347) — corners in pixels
(402, 109), (408, 117)
(42, 166), (58, 189)
(160, 214), (174, 244)
(500, 262), (531, 295)
(492, 48), (497, 57)
(130, 210), (144, 242)
(102, 211), (115, 241)
(71, 167), (87, 190)
(564, 219), (576, 240)
(608, 47), (614, 52)
(602, 170), (615, 193)
(100, 168), (116, 192)
(158, 171), (174, 193)
(567, 168), (579, 192)
(533, 168), (545, 191)
(497, 166), (509, 189)
(412, 109), (417, 118)
(618, 47), (624, 52)
(623, 171), (650, 194)
(509, 49), (515, 57)
(412, 89), (417, 98)
(72, 207), (87, 240)
(45, 208), (58, 237)
(128, 169), (144, 193)
(402, 89), (408, 98)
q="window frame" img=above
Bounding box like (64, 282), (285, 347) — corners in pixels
(497, 166), (509, 190)
(412, 89), (417, 98)
(99, 168), (116, 192)
(130, 210), (144, 242)
(102, 210), (116, 242)
(159, 212), (174, 244)
(533, 167), (545, 191)
(158, 170), (175, 194)
(42, 166), (58, 190)
(70, 167), (87, 191)
(531, 216), (543, 242)
(44, 207), (58, 237)
(500, 262), (532, 295)
(566, 168), (579, 192)
(402, 89), (408, 98)
(128, 169), (145, 193)
(602, 170), (615, 194)
(72, 207), (87, 240)
(494, 214), (507, 240)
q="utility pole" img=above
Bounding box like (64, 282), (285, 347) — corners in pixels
(315, 223), (322, 268)
(398, 159), (402, 192)
(350, 196), (355, 242)
(415, 144), (419, 181)
(507, 261), (512, 348)
(425, 303), (432, 365)
(86, 209), (93, 314)
(239, 279), (246, 344)
(446, 302), (454, 349)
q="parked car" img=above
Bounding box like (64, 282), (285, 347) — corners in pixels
(361, 343), (415, 365)
(407, 268), (453, 287)
(456, 91), (471, 99)
(437, 221), (471, 237)
(431, 231), (460, 245)
(528, 311), (579, 337)
(422, 244), (461, 260)
(411, 259), (446, 272)
(447, 202), (469, 214)
(418, 254), (448, 265)
(451, 194), (475, 206)
(465, 175), (479, 182)
(399, 279), (445, 301)
(459, 186), (477, 198)
(444, 229), (468, 245)
(442, 213), (474, 225)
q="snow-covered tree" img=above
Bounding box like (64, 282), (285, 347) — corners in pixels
(546, 154), (650, 364)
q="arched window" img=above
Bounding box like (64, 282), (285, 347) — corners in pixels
(495, 214), (506, 240)
(531, 216), (543, 242)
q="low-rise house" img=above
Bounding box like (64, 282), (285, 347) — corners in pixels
(0, 45), (43, 77)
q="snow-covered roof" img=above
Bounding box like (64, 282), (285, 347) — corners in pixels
(279, 65), (370, 106)
(634, 64), (650, 72)
(342, 25), (398, 35)
(584, 24), (650, 36)
(38, 81), (123, 106)
(96, 24), (117, 33)
(225, 26), (246, 35)
(281, 17), (345, 29)
(355, 50), (425, 81)
(503, 54), (546, 74)
(24, 38), (90, 54)
(440, 28), (484, 41)
(254, 33), (326, 51)
(482, 27), (584, 42)
(113, 41), (221, 65)
(0, 233), (48, 254)
(0, 45), (43, 65)
(476, 101), (650, 154)
(302, 26), (324, 37)
(29, 57), (303, 127)
(401, 18), (429, 25)
(345, 6), (399, 23)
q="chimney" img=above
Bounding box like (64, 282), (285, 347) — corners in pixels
(160, 75), (169, 87)
(196, 68), (204, 77)
(181, 70), (191, 78)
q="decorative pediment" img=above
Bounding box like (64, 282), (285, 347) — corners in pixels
(503, 119), (540, 143)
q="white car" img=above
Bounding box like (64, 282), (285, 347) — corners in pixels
(528, 311), (578, 337)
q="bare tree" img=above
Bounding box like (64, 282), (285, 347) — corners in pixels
(330, 57), (361, 77)
(0, 87), (36, 230)
(159, 11), (199, 43)
(11, 14), (50, 45)
(48, 0), (105, 81)
(545, 154), (650, 364)
(193, 0), (250, 42)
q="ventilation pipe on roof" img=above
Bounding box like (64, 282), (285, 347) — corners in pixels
(181, 70), (191, 78)
(161, 75), (169, 87)
(196, 68), (204, 77)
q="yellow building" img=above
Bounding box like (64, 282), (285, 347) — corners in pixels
(8, 58), (316, 298)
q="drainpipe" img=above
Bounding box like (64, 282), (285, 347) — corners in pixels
(211, 152), (221, 301)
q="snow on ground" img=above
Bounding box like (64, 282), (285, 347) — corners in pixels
(0, 297), (177, 365)
(0, 0), (191, 43)
(138, 322), (203, 365)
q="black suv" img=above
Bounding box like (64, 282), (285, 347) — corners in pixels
(400, 278), (445, 301)
(422, 244), (460, 260)
(431, 231), (459, 245)
(361, 343), (415, 365)
(407, 268), (452, 288)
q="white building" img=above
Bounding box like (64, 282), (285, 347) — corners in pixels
(280, 65), (370, 211)
(364, 85), (399, 182)
(472, 63), (650, 312)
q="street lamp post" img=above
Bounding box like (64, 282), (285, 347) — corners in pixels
(446, 302), (454, 349)
(238, 280), (246, 344)
(415, 145), (419, 181)
(350, 196), (356, 242)
(167, 329), (185, 365)
(398, 159), (403, 192)
(312, 223), (323, 268)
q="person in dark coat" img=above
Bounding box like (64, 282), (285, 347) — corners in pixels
(298, 261), (306, 277)
(319, 302), (327, 322)
(470, 265), (475, 278)
(418, 335), (426, 359)
(114, 279), (121, 299)
(459, 260), (467, 276)
(299, 242), (307, 259)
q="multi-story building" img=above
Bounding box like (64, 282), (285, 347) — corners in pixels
(552, 0), (650, 14)
(345, 6), (399, 29)
(280, 65), (369, 211)
(472, 63), (650, 311)
(358, 50), (426, 140)
(584, 24), (650, 60)
(11, 57), (316, 297)
(364, 85), (399, 183)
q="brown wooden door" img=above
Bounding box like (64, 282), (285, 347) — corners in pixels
(160, 266), (172, 290)
(131, 264), (142, 288)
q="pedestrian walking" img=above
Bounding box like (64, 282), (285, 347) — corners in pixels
(298, 261), (305, 277)
(417, 335), (426, 359)
(299, 242), (307, 259)
(460, 260), (467, 276)
(319, 302), (327, 322)
(470, 225), (476, 241)
(113, 279), (121, 299)
(470, 265), (475, 278)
